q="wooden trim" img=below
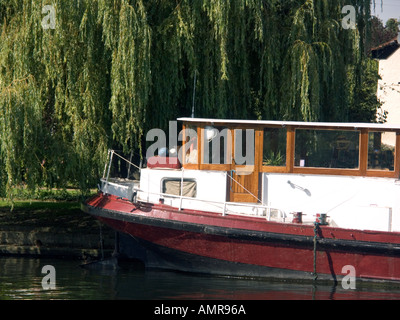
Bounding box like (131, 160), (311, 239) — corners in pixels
(286, 126), (295, 173)
(261, 166), (288, 173)
(395, 133), (400, 178)
(180, 120), (400, 179)
(196, 126), (202, 168)
(181, 123), (186, 163)
(183, 164), (200, 170)
(230, 127), (236, 167)
(365, 170), (397, 178)
(255, 129), (263, 171)
(359, 129), (368, 176)
(292, 167), (362, 177)
(231, 193), (258, 203)
(200, 164), (232, 171)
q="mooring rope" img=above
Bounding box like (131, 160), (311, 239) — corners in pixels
(112, 150), (142, 171)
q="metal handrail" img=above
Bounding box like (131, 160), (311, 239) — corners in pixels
(135, 188), (285, 220)
(101, 178), (285, 221)
(101, 150), (286, 221)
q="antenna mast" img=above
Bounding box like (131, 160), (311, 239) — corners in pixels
(191, 70), (197, 118)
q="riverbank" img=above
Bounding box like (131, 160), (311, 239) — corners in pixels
(0, 199), (115, 260)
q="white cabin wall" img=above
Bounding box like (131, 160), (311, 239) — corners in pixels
(262, 173), (400, 232)
(138, 168), (400, 232)
(138, 168), (228, 213)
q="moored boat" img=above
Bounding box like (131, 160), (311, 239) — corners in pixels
(82, 118), (400, 283)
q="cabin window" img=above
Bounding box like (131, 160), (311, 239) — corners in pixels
(162, 178), (197, 198)
(263, 128), (287, 167)
(295, 129), (360, 169)
(202, 126), (231, 165)
(368, 132), (395, 171)
(184, 125), (198, 164)
(233, 129), (255, 166)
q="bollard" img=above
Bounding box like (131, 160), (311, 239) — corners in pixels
(291, 212), (303, 224)
(316, 213), (329, 226)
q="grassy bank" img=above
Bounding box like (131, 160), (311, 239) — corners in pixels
(0, 188), (97, 230)
(0, 189), (115, 259)
(3, 187), (92, 203)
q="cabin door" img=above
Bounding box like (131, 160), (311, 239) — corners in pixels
(229, 128), (261, 203)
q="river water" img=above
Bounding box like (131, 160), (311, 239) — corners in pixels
(1, 256), (400, 301)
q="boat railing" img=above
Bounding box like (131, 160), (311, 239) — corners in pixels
(132, 187), (286, 222)
(101, 149), (286, 221)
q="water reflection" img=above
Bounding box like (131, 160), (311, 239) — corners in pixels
(1, 257), (400, 300)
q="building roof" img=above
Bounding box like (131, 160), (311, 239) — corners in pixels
(371, 36), (400, 59)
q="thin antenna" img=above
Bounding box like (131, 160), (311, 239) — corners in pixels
(191, 70), (197, 118)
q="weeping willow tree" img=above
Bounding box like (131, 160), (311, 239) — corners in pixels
(0, 0), (112, 196)
(0, 0), (380, 196)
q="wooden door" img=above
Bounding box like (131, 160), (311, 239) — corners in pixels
(229, 128), (261, 203)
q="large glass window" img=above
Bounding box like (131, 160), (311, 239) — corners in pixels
(263, 128), (287, 167)
(202, 126), (231, 165)
(183, 125), (198, 164)
(234, 129), (255, 166)
(368, 132), (395, 171)
(295, 129), (360, 169)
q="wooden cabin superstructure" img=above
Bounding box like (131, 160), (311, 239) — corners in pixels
(180, 118), (400, 178)
(180, 118), (400, 202)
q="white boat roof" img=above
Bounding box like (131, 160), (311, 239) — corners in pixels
(178, 117), (400, 131)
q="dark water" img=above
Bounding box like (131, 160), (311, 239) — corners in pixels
(1, 256), (400, 301)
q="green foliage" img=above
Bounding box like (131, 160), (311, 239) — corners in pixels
(386, 18), (399, 34)
(263, 151), (285, 167)
(348, 59), (382, 122)
(0, 0), (380, 197)
(368, 16), (398, 52)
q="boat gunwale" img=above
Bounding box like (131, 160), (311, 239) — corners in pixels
(82, 193), (400, 257)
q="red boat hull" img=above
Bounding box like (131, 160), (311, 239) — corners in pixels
(82, 193), (400, 283)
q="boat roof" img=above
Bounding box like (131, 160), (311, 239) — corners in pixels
(178, 117), (400, 131)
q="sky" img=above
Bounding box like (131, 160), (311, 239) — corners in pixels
(371, 0), (400, 24)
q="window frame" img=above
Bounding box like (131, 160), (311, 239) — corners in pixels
(161, 178), (197, 198)
(181, 121), (400, 179)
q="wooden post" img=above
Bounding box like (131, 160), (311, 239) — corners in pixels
(286, 126), (295, 173)
(359, 129), (368, 176)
